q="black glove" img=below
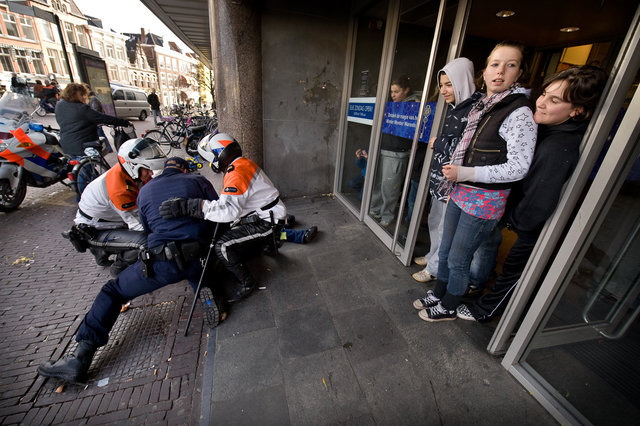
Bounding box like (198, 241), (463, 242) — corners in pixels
(159, 198), (204, 219)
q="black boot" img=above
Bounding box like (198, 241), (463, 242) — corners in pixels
(37, 340), (97, 383)
(226, 263), (257, 304)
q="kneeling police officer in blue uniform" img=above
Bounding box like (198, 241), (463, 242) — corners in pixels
(38, 157), (221, 383)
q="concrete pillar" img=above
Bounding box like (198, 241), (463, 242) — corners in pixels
(209, 0), (263, 166)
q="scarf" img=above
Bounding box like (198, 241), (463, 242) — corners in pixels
(441, 84), (522, 195)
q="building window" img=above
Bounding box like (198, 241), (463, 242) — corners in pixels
(39, 21), (55, 42)
(120, 69), (127, 82)
(172, 58), (177, 71)
(76, 26), (88, 48)
(31, 52), (46, 75)
(19, 17), (36, 41)
(116, 47), (125, 61)
(14, 49), (30, 73)
(159, 56), (164, 69)
(2, 13), (19, 37)
(106, 44), (114, 58)
(94, 41), (104, 57)
(0, 47), (14, 72)
(109, 65), (118, 81)
(63, 22), (75, 44)
(47, 48), (60, 74)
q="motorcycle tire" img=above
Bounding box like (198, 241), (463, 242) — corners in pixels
(72, 157), (110, 198)
(0, 178), (27, 212)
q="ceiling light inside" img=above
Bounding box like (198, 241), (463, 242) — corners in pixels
(560, 27), (581, 33)
(496, 10), (515, 18)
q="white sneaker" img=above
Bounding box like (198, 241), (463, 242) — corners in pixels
(413, 256), (428, 266)
(412, 269), (436, 283)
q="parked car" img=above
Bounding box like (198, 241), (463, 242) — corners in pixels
(110, 84), (150, 121)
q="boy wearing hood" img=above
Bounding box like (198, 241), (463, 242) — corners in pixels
(412, 57), (483, 283)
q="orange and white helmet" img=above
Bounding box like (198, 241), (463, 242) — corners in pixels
(197, 132), (242, 173)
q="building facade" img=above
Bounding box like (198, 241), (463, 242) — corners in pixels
(86, 18), (130, 86)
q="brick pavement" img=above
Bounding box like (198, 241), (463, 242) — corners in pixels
(0, 184), (209, 425)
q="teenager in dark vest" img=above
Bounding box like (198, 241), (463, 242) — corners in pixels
(413, 41), (537, 321)
(456, 65), (608, 322)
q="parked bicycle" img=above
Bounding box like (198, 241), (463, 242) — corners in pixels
(144, 111), (216, 156)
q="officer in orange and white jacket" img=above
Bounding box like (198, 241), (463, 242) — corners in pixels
(74, 138), (166, 272)
(75, 138), (166, 230)
(159, 133), (286, 304)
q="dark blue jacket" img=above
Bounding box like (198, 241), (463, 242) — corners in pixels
(429, 91), (482, 201)
(137, 168), (218, 248)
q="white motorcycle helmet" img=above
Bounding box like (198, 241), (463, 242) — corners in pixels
(117, 137), (167, 180)
(197, 132), (242, 173)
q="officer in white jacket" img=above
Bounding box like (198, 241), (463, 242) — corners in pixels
(71, 138), (166, 273)
(159, 133), (286, 303)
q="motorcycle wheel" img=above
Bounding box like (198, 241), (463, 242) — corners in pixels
(0, 178), (27, 212)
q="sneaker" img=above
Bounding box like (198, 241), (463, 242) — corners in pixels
(418, 302), (456, 322)
(413, 290), (440, 310)
(380, 220), (391, 227)
(456, 304), (477, 321)
(413, 255), (428, 266)
(412, 269), (436, 283)
(198, 286), (223, 328)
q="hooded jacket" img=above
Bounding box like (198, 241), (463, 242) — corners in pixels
(506, 120), (587, 234)
(429, 58), (481, 201)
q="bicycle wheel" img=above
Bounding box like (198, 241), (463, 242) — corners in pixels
(72, 157), (110, 198)
(145, 129), (173, 155)
(34, 105), (47, 117)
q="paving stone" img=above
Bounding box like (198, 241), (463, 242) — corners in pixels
(211, 384), (290, 425)
(276, 305), (341, 358)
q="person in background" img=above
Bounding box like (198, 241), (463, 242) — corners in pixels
(55, 83), (130, 157)
(414, 41), (537, 322)
(33, 80), (44, 99)
(147, 88), (162, 126)
(42, 80), (60, 107)
(370, 75), (420, 227)
(412, 57), (483, 283)
(456, 65), (608, 322)
(10, 73), (29, 96)
(349, 148), (368, 200)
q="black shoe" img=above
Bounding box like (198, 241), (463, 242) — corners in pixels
(37, 340), (97, 383)
(303, 226), (318, 243)
(286, 214), (296, 227)
(198, 286), (225, 328)
(227, 282), (257, 304)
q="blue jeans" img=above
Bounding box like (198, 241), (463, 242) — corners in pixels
(436, 201), (498, 309)
(470, 224), (503, 288)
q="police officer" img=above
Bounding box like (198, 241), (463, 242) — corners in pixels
(159, 133), (287, 303)
(38, 157), (220, 383)
(71, 138), (165, 274)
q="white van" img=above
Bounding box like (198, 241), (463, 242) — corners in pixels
(110, 84), (150, 121)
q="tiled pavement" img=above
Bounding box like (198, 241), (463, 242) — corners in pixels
(0, 180), (557, 425)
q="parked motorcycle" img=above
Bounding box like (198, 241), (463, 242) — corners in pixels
(0, 93), (108, 211)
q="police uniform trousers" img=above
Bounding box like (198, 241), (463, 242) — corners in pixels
(76, 257), (203, 346)
(214, 220), (273, 282)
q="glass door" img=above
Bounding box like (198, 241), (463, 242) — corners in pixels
(334, 0), (390, 215)
(501, 53), (640, 423)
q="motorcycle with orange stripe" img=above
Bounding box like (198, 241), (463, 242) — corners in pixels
(0, 93), (109, 211)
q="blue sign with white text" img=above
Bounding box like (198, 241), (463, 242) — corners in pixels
(347, 97), (376, 125)
(381, 101), (436, 142)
